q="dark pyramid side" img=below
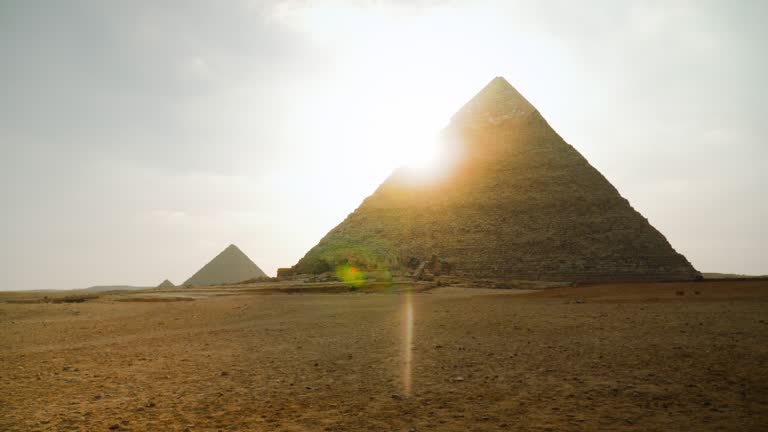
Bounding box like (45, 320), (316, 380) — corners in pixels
(184, 244), (267, 286)
(291, 77), (699, 281)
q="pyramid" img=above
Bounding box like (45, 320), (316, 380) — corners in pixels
(291, 77), (699, 282)
(184, 244), (267, 286)
(157, 279), (175, 288)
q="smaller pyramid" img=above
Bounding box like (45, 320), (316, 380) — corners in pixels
(157, 279), (175, 288)
(183, 244), (267, 286)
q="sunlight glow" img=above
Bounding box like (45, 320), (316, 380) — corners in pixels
(401, 132), (441, 168)
(271, 2), (497, 188)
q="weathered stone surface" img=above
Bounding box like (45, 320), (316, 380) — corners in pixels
(292, 77), (699, 281)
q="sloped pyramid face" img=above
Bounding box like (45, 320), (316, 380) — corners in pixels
(157, 279), (175, 288)
(184, 244), (267, 286)
(292, 77), (699, 281)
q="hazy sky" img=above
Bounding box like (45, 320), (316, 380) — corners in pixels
(1, 0), (766, 290)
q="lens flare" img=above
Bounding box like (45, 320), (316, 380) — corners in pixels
(401, 290), (414, 396)
(335, 264), (366, 288)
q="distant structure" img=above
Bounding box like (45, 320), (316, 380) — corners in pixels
(157, 279), (175, 288)
(290, 76), (699, 282)
(184, 244), (267, 286)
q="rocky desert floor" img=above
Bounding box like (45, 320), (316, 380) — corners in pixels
(1, 280), (767, 431)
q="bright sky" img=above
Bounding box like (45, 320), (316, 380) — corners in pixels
(1, 0), (766, 290)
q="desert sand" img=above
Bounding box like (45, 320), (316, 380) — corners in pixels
(1, 280), (767, 431)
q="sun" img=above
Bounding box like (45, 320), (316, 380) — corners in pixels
(348, 80), (449, 183)
(394, 133), (442, 172)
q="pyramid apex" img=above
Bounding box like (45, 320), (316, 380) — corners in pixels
(491, 76), (511, 85)
(451, 76), (535, 125)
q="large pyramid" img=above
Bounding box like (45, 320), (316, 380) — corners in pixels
(184, 244), (267, 286)
(291, 77), (699, 282)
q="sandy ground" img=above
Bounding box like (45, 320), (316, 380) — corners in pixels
(1, 280), (767, 431)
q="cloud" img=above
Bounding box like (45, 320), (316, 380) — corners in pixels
(0, 0), (316, 174)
